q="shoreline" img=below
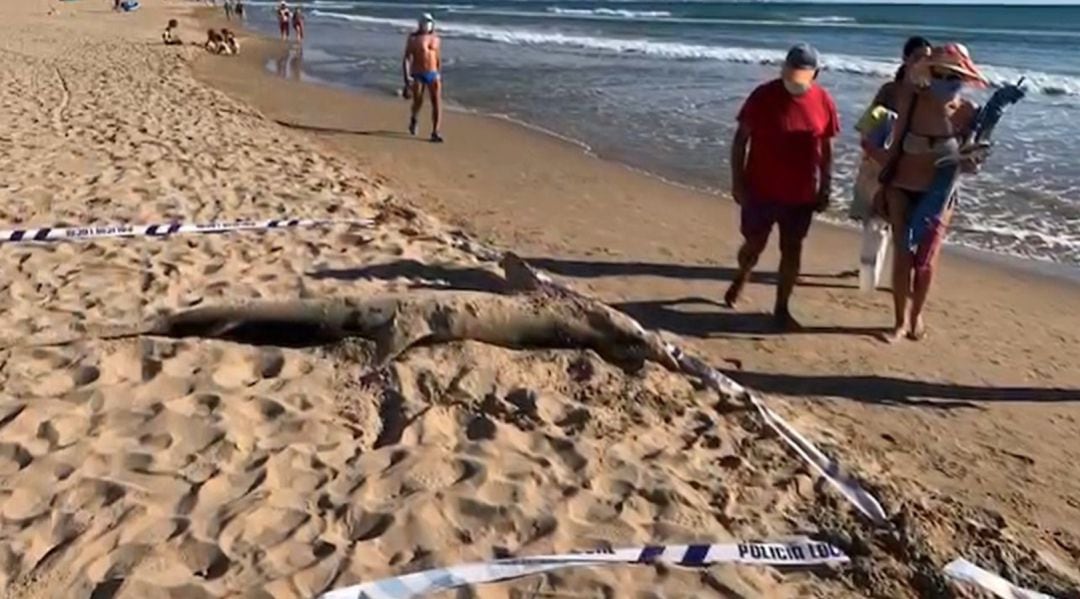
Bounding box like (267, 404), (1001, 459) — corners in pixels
(404, 93), (1080, 284)
(236, 13), (1080, 283)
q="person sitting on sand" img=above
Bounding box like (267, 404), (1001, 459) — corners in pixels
(724, 43), (839, 330)
(402, 13), (443, 143)
(222, 29), (240, 55)
(276, 1), (291, 40)
(162, 19), (182, 45)
(875, 44), (987, 342)
(204, 28), (224, 53)
(292, 7), (305, 43)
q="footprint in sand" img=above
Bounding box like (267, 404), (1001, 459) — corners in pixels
(0, 443), (33, 475)
(402, 453), (468, 492)
(211, 350), (260, 389)
(212, 348), (288, 389)
(343, 506), (395, 543)
(36, 414), (88, 449)
(34, 369), (77, 397)
(465, 414), (497, 441)
(2, 486), (51, 522)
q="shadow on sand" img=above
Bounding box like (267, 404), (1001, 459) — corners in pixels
(730, 370), (1080, 409)
(522, 256), (860, 291)
(614, 297), (884, 339)
(274, 120), (423, 142)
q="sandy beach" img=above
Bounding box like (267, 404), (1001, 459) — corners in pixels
(1, 1), (1078, 598)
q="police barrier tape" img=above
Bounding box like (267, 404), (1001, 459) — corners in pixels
(943, 559), (1058, 599)
(8, 218), (1047, 595)
(533, 264), (1064, 596)
(662, 343), (889, 525)
(530, 268), (890, 525)
(0, 218), (374, 244)
(318, 539), (850, 599)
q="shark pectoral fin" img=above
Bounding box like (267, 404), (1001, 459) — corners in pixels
(370, 305), (435, 368)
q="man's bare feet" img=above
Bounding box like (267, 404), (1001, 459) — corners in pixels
(907, 316), (926, 341)
(723, 280), (745, 308)
(773, 307), (803, 332)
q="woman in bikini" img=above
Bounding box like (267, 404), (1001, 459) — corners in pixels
(292, 7), (305, 42)
(877, 44), (987, 341)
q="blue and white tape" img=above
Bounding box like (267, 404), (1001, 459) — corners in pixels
(668, 343), (888, 525)
(319, 539), (849, 599)
(535, 259), (888, 525)
(0, 218), (373, 244)
(944, 559), (1059, 599)
(527, 259), (1067, 594)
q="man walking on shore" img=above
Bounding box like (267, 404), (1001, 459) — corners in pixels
(276, 1), (291, 41)
(724, 43), (839, 330)
(402, 13), (443, 143)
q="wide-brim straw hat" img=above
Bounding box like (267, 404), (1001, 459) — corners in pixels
(926, 43), (988, 87)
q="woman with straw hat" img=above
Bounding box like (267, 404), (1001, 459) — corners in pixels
(876, 43), (988, 342)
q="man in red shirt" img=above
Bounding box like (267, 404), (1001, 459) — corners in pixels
(724, 43), (839, 330)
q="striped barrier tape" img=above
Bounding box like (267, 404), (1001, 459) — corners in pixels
(319, 539), (849, 599)
(664, 345), (888, 525)
(536, 259), (1069, 594)
(943, 559), (1058, 599)
(0, 218), (373, 244)
(10, 219), (1044, 594)
(535, 265), (889, 525)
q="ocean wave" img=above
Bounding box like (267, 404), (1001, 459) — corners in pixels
(798, 15), (856, 24)
(547, 7), (672, 19)
(246, 0), (475, 9)
(293, 1), (1080, 42)
(312, 11), (1080, 97)
(952, 222), (1080, 253)
(246, 0), (355, 7)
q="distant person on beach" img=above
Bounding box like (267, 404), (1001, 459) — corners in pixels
(292, 7), (305, 42)
(162, 19), (182, 45)
(276, 1), (291, 40)
(235, 0), (244, 19)
(724, 43), (839, 330)
(205, 28), (224, 53)
(224, 0), (233, 20)
(876, 44), (987, 342)
(402, 13), (443, 143)
(222, 29), (240, 55)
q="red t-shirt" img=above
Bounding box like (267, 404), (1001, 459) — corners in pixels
(737, 79), (840, 205)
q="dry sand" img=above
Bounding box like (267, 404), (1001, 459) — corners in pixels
(0, 1), (1078, 598)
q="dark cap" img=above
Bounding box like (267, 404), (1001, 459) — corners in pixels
(785, 43), (820, 70)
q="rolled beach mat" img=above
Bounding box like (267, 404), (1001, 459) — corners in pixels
(907, 79), (1027, 252)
